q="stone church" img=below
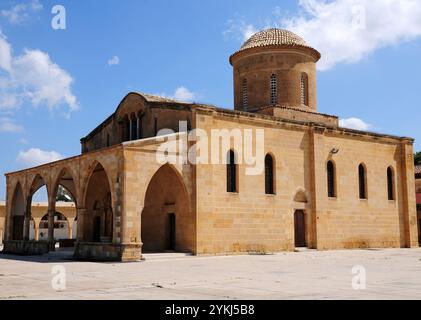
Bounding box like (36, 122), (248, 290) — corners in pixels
(2, 29), (418, 261)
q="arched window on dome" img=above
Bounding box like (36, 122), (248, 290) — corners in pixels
(270, 74), (278, 106)
(242, 79), (248, 109)
(301, 73), (309, 107)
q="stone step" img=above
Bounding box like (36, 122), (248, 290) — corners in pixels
(294, 247), (317, 253)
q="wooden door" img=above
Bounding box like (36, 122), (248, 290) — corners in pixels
(167, 213), (176, 251)
(13, 216), (24, 240)
(93, 216), (101, 242)
(294, 210), (306, 248)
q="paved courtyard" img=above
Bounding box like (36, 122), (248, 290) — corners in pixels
(0, 248), (421, 300)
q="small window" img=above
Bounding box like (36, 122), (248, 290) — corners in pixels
(131, 115), (137, 140)
(125, 117), (130, 142)
(301, 73), (309, 106)
(358, 164), (367, 199)
(154, 117), (158, 136)
(227, 150), (237, 193)
(387, 167), (394, 200)
(265, 154), (275, 194)
(327, 161), (336, 198)
(270, 74), (278, 106)
(137, 114), (143, 139)
(242, 79), (248, 108)
(106, 134), (110, 147)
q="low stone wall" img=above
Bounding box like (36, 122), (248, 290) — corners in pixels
(2, 240), (50, 255)
(74, 242), (142, 262)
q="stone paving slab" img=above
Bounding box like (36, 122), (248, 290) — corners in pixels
(0, 248), (421, 300)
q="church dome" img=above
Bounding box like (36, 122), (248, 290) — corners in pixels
(241, 28), (308, 50)
(230, 28), (321, 64)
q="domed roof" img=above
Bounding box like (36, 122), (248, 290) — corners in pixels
(241, 28), (308, 50)
(230, 28), (320, 64)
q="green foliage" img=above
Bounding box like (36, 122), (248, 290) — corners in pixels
(56, 185), (74, 202)
(414, 152), (421, 166)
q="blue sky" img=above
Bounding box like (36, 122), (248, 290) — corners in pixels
(1, 0), (421, 200)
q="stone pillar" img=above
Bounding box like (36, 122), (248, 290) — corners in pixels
(76, 208), (86, 242)
(48, 209), (55, 250)
(23, 211), (31, 241)
(129, 118), (133, 141)
(67, 218), (74, 239)
(308, 126), (327, 249)
(136, 116), (140, 139)
(399, 140), (419, 248)
(34, 221), (40, 241)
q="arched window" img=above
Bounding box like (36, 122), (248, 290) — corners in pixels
(227, 150), (237, 193)
(122, 116), (130, 142)
(131, 114), (137, 141)
(265, 154), (275, 194)
(327, 161), (336, 198)
(358, 164), (367, 199)
(387, 167), (394, 200)
(270, 74), (278, 106)
(242, 79), (248, 108)
(301, 73), (309, 106)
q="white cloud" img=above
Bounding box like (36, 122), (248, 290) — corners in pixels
(108, 55), (120, 66)
(224, 14), (258, 42)
(172, 86), (195, 102)
(0, 33), (12, 71)
(0, 117), (23, 133)
(158, 86), (197, 102)
(339, 117), (371, 131)
(1, 0), (43, 25)
(16, 148), (63, 167)
(0, 33), (78, 114)
(227, 0), (421, 70)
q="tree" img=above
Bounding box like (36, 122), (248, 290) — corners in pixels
(414, 152), (421, 166)
(56, 185), (73, 202)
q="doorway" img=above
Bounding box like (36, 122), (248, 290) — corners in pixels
(93, 216), (101, 242)
(167, 213), (176, 251)
(13, 216), (24, 240)
(294, 210), (306, 248)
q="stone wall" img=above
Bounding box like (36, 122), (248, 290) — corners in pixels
(194, 107), (418, 254)
(231, 48), (318, 112)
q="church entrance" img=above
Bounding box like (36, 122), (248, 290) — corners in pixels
(294, 210), (306, 248)
(141, 164), (192, 253)
(167, 213), (176, 251)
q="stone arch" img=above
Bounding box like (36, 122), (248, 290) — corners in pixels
(293, 188), (308, 203)
(10, 182), (25, 240)
(141, 163), (192, 253)
(81, 160), (115, 209)
(27, 173), (49, 201)
(82, 161), (113, 243)
(51, 167), (79, 206)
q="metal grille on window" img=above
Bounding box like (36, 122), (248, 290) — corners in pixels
(242, 79), (248, 109)
(301, 73), (309, 106)
(270, 74), (278, 106)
